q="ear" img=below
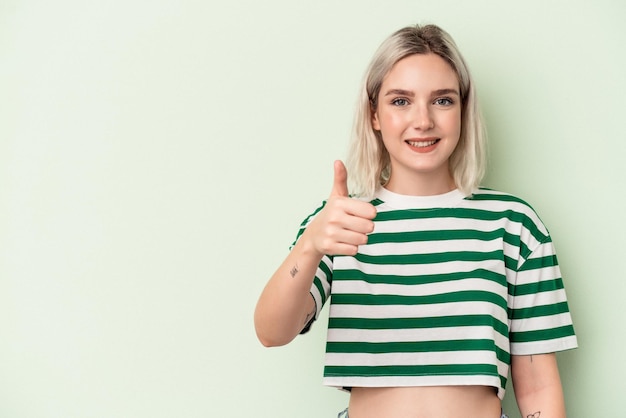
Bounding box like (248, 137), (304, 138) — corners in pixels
(371, 109), (380, 131)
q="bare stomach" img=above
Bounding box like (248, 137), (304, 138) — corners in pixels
(348, 386), (501, 418)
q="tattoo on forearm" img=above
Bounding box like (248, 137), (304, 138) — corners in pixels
(304, 308), (315, 325)
(289, 263), (299, 278)
(527, 412), (541, 418)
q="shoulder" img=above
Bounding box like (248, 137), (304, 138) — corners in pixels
(466, 188), (541, 216)
(468, 187), (536, 208)
(467, 187), (551, 241)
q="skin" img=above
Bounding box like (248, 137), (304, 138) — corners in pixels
(372, 53), (461, 196)
(512, 353), (566, 418)
(254, 53), (568, 417)
(254, 160), (375, 348)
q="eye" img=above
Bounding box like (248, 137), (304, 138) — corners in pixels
(391, 98), (410, 106)
(434, 97), (454, 106)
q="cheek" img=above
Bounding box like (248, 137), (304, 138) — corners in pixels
(456, 115), (463, 138)
(440, 111), (462, 137)
(378, 112), (405, 133)
(453, 115), (462, 137)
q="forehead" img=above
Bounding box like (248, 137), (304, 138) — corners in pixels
(381, 53), (459, 91)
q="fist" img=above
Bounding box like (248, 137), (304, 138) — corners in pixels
(305, 160), (377, 256)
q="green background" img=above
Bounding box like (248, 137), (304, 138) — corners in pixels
(1, 1), (624, 417)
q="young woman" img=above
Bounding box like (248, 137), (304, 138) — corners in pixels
(254, 24), (577, 418)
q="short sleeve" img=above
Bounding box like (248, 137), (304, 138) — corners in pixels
(508, 236), (578, 355)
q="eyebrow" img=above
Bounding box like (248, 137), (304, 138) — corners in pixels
(383, 88), (460, 97)
(432, 88), (460, 97)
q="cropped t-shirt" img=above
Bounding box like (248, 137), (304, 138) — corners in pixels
(295, 188), (577, 399)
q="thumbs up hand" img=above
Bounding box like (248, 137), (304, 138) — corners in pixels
(302, 160), (377, 257)
(329, 159), (350, 198)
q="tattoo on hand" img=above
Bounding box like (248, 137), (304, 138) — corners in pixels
(527, 412), (541, 418)
(289, 264), (299, 278)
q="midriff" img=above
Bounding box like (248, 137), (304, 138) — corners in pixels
(348, 386), (501, 418)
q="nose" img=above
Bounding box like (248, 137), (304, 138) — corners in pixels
(411, 104), (434, 130)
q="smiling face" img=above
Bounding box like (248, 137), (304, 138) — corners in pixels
(372, 53), (462, 195)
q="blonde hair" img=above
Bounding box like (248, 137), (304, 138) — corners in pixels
(346, 24), (486, 198)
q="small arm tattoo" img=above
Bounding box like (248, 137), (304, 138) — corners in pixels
(303, 308), (315, 325)
(289, 263), (299, 278)
(527, 412), (541, 418)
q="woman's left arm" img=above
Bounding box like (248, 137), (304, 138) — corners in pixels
(511, 353), (566, 418)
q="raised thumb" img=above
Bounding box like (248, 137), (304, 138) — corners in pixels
(330, 160), (349, 197)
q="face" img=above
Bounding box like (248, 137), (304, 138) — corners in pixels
(372, 53), (462, 195)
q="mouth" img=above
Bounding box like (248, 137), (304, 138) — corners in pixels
(406, 138), (440, 148)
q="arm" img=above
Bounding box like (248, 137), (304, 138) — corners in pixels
(254, 161), (376, 347)
(253, 235), (322, 347)
(511, 353), (566, 418)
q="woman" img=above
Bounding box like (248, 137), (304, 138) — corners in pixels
(254, 24), (577, 418)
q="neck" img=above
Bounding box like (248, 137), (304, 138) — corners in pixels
(384, 170), (456, 196)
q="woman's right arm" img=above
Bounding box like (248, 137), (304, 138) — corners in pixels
(254, 161), (376, 347)
(253, 233), (323, 347)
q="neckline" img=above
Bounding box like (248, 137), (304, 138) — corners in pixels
(374, 187), (467, 210)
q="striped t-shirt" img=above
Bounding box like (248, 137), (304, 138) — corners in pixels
(296, 187), (577, 399)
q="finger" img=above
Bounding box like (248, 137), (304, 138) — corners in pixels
(320, 232), (367, 255)
(335, 229), (370, 247)
(343, 215), (375, 235)
(330, 160), (349, 198)
(328, 243), (360, 256)
(344, 200), (377, 221)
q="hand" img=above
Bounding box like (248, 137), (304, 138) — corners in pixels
(303, 160), (377, 256)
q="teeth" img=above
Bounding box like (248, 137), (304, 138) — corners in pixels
(408, 139), (437, 147)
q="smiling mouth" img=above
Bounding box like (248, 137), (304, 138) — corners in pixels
(406, 139), (440, 148)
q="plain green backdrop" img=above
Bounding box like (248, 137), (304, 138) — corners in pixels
(1, 1), (624, 417)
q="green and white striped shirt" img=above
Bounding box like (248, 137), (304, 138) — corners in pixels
(296, 187), (577, 399)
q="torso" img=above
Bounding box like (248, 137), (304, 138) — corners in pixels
(348, 386), (501, 418)
(302, 189), (576, 407)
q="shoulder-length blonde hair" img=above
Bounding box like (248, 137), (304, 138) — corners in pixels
(346, 24), (486, 198)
